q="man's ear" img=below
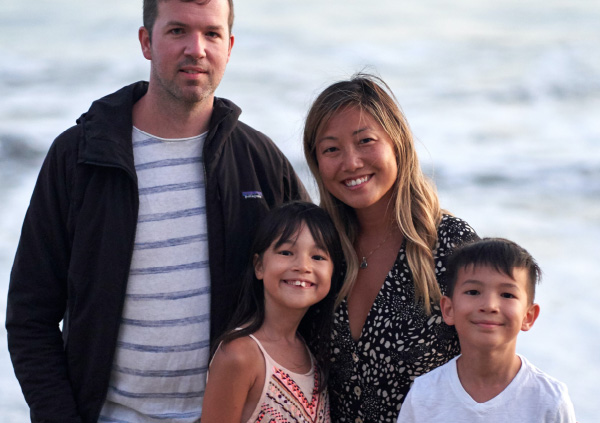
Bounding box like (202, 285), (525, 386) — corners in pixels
(139, 26), (152, 61)
(440, 295), (455, 326)
(521, 303), (540, 332)
(253, 254), (263, 280)
(226, 34), (235, 63)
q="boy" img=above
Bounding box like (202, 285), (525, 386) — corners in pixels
(397, 238), (576, 422)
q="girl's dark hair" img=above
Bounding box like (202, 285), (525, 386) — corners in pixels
(211, 201), (344, 391)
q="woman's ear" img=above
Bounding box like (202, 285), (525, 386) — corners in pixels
(521, 303), (540, 332)
(253, 254), (264, 280)
(440, 295), (455, 326)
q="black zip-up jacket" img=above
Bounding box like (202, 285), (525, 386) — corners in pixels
(6, 81), (308, 423)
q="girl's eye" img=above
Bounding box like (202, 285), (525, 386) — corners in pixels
(278, 250), (292, 256)
(312, 254), (328, 261)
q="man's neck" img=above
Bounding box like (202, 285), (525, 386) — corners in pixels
(456, 348), (522, 403)
(132, 89), (214, 139)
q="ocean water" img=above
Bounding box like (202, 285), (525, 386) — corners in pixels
(1, 0), (599, 420)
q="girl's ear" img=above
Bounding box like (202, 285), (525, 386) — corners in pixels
(440, 295), (455, 326)
(521, 303), (540, 332)
(253, 253), (264, 280)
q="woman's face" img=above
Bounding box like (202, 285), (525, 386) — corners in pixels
(315, 106), (398, 216)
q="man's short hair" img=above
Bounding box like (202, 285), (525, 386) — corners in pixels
(445, 237), (541, 303)
(143, 0), (235, 40)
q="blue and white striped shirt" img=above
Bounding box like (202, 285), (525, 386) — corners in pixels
(99, 127), (210, 423)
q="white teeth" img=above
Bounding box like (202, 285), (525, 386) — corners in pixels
(288, 280), (311, 288)
(345, 176), (369, 187)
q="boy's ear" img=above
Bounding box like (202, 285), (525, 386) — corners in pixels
(440, 295), (455, 326)
(253, 254), (264, 280)
(521, 303), (540, 332)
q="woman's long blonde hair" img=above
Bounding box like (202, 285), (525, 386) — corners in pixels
(303, 73), (443, 314)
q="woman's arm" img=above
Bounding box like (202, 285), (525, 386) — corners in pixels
(202, 337), (263, 423)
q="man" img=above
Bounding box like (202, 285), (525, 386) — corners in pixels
(5, 1), (308, 422)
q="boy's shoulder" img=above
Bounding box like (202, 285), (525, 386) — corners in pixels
(517, 354), (570, 397)
(410, 356), (457, 391)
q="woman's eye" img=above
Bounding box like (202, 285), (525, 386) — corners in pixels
(322, 146), (338, 154)
(359, 137), (374, 144)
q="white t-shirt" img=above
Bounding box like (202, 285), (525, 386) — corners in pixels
(397, 354), (576, 423)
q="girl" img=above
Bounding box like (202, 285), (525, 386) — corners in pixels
(201, 201), (343, 423)
(303, 73), (479, 422)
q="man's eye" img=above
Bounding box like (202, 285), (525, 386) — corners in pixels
(170, 28), (184, 35)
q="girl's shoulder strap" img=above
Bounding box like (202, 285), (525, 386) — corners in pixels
(247, 334), (272, 367)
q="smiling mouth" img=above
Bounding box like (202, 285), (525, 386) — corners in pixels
(284, 280), (315, 288)
(344, 176), (370, 187)
(474, 321), (502, 328)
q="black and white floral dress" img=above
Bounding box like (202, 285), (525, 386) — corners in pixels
(329, 215), (478, 423)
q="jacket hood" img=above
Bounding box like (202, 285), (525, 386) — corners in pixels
(76, 81), (242, 180)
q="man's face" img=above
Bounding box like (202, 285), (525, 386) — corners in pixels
(140, 0), (234, 106)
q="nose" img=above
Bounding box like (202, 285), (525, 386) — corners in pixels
(292, 254), (312, 273)
(185, 32), (206, 58)
(341, 146), (363, 172)
(479, 293), (499, 313)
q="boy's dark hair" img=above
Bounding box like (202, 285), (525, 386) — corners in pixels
(143, 0), (235, 40)
(211, 201), (344, 392)
(446, 238), (541, 303)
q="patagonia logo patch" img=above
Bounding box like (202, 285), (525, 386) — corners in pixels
(242, 191), (263, 199)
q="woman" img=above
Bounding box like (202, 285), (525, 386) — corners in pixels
(303, 73), (479, 422)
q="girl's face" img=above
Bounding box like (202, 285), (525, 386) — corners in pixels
(315, 106), (398, 216)
(254, 224), (333, 314)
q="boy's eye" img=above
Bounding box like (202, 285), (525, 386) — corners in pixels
(501, 293), (516, 299)
(465, 290), (479, 296)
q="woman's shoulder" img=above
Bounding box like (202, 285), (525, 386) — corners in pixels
(437, 213), (478, 246)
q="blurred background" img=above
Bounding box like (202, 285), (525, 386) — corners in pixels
(1, 0), (598, 420)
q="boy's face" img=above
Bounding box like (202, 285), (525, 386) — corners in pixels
(441, 265), (540, 354)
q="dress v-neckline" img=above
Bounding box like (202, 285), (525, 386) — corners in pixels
(344, 243), (405, 343)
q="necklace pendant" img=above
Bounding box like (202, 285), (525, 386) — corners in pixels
(360, 257), (368, 269)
